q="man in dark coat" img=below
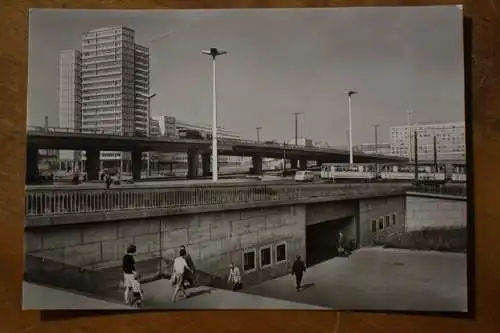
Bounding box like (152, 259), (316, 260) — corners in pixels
(180, 245), (196, 288)
(291, 255), (306, 291)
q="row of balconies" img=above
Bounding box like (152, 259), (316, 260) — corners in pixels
(81, 63), (122, 72)
(83, 58), (122, 66)
(82, 74), (122, 84)
(81, 88), (123, 96)
(82, 95), (121, 102)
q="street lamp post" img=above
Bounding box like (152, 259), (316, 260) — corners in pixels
(345, 90), (357, 165)
(146, 93), (157, 177)
(256, 126), (262, 143)
(202, 48), (227, 182)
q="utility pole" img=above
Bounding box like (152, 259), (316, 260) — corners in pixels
(345, 90), (358, 165)
(374, 124), (380, 175)
(433, 135), (438, 172)
(283, 141), (287, 171)
(294, 112), (302, 146)
(414, 130), (419, 183)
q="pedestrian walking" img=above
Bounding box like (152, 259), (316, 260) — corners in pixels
(337, 231), (344, 256)
(128, 276), (144, 308)
(291, 255), (306, 292)
(180, 245), (196, 288)
(122, 244), (141, 305)
(171, 248), (192, 302)
(227, 263), (242, 291)
(105, 174), (112, 189)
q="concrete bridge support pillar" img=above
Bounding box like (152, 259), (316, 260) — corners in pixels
(201, 153), (211, 177)
(86, 149), (100, 181)
(251, 156), (263, 175)
(299, 159), (308, 170)
(131, 150), (143, 182)
(187, 148), (199, 179)
(26, 145), (39, 184)
(290, 159), (298, 169)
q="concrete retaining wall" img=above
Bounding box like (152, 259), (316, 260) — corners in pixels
(24, 205), (306, 290)
(358, 196), (406, 246)
(405, 195), (467, 231)
(305, 201), (357, 226)
(25, 193), (452, 294)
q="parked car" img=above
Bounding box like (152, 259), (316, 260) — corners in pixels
(294, 170), (315, 182)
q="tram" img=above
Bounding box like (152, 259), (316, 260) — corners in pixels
(320, 163), (378, 183)
(320, 162), (466, 184)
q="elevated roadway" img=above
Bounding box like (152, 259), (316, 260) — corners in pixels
(28, 127), (407, 164)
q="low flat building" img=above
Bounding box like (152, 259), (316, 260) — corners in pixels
(356, 142), (392, 155)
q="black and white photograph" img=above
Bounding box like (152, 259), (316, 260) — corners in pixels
(23, 5), (470, 312)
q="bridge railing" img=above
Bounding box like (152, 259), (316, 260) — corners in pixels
(408, 183), (468, 198)
(25, 183), (407, 217)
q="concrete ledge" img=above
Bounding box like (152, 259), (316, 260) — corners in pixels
(25, 190), (405, 227)
(405, 191), (467, 201)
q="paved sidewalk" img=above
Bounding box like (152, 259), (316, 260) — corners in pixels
(22, 280), (327, 310)
(139, 280), (327, 310)
(23, 248), (467, 311)
(22, 282), (131, 310)
(243, 247), (468, 312)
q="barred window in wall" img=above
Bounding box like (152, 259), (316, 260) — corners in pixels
(385, 215), (390, 227)
(392, 213), (397, 225)
(371, 220), (377, 232)
(243, 250), (256, 272)
(378, 217), (384, 230)
(276, 243), (287, 263)
(260, 247), (271, 268)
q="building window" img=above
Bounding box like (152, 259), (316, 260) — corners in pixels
(378, 217), (384, 230)
(260, 246), (272, 268)
(371, 220), (377, 232)
(243, 249), (256, 273)
(276, 242), (287, 263)
(392, 213), (397, 225)
(385, 215), (390, 227)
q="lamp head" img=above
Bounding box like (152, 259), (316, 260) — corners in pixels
(201, 48), (227, 58)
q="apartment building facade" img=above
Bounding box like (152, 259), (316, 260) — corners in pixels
(66, 26), (151, 168)
(58, 49), (82, 163)
(390, 121), (466, 162)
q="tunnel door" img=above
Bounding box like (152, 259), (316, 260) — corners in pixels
(305, 216), (354, 267)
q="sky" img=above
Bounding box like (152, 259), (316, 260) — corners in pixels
(27, 6), (465, 146)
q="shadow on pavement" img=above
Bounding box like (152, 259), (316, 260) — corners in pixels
(187, 288), (214, 298)
(300, 282), (315, 291)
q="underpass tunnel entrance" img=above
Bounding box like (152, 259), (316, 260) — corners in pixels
(306, 216), (356, 267)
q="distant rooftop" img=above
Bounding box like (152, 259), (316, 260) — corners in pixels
(175, 119), (239, 134)
(391, 121), (465, 128)
(85, 26), (134, 33)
